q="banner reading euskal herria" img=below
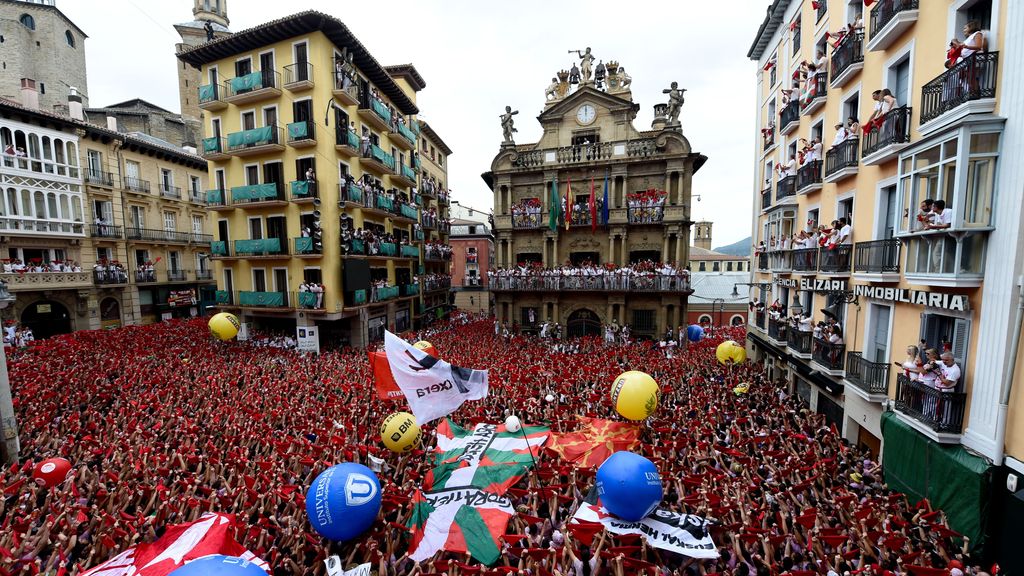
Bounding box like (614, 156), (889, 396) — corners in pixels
(383, 331), (489, 423)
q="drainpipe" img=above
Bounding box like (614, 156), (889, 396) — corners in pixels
(992, 275), (1024, 467)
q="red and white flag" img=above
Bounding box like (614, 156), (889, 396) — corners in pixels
(82, 513), (268, 576)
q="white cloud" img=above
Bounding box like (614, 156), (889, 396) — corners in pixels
(63, 0), (765, 246)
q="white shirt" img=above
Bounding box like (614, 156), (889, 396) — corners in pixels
(939, 362), (961, 390)
(839, 224), (852, 244)
(832, 128), (848, 146)
(937, 208), (953, 226)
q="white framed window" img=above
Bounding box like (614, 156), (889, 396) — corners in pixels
(192, 214), (204, 235)
(163, 211), (176, 232)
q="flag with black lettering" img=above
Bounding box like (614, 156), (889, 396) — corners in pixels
(383, 331), (488, 423)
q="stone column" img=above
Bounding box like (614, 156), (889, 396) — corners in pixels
(553, 301), (560, 325)
(608, 234), (615, 263)
(619, 235), (628, 266)
(675, 233), (683, 264)
(553, 236), (559, 266)
(663, 235), (670, 262)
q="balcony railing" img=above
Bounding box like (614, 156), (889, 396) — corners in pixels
(845, 352), (890, 396)
(160, 185), (181, 200)
(287, 120), (315, 144)
(422, 278), (451, 292)
(210, 241), (228, 256)
(627, 204), (665, 225)
(920, 52), (999, 126)
(124, 176), (150, 193)
(792, 248), (818, 272)
(226, 125), (282, 153)
(787, 329), (813, 355)
(512, 212), (543, 229)
(757, 252), (768, 271)
(396, 123), (418, 146)
(239, 290), (290, 308)
(854, 238), (900, 274)
(90, 224), (122, 239)
(894, 374), (967, 434)
(126, 227), (195, 243)
(767, 317), (788, 342)
(135, 269), (158, 283)
(796, 160), (822, 192)
(198, 83), (222, 106)
(167, 269), (188, 282)
(290, 180), (318, 201)
(801, 73), (828, 113)
(234, 238), (283, 257)
(231, 182), (284, 204)
(762, 127), (775, 152)
(818, 244), (852, 274)
(812, 337), (845, 371)
(372, 285), (400, 303)
(225, 70), (280, 98)
(830, 30), (864, 84)
(296, 291), (324, 310)
(490, 274), (690, 293)
(400, 163), (417, 182)
(824, 138), (859, 179)
(556, 142), (613, 164)
(93, 268), (128, 285)
(206, 189), (227, 206)
(776, 175), (796, 201)
(0, 271), (92, 291)
(863, 106), (911, 158)
(337, 127), (360, 150)
(768, 250), (792, 272)
(869, 0), (919, 41)
(85, 169), (116, 187)
(369, 98), (392, 126)
(294, 236), (320, 255)
(202, 137), (226, 158)
(760, 187), (772, 210)
(365, 143), (396, 171)
(780, 101), (800, 133)
(191, 232), (213, 244)
(196, 270), (213, 280)
(284, 62), (314, 87)
(400, 244), (419, 258)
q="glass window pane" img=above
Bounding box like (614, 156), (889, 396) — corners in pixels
(942, 138), (958, 159)
(964, 157), (995, 227)
(960, 234), (985, 274)
(916, 145), (941, 169)
(970, 133), (999, 154)
(941, 162), (956, 205)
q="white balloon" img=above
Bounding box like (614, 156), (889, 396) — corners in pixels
(545, 394), (555, 402)
(504, 415), (522, 433)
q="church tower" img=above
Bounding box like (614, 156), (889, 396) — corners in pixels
(173, 0), (231, 146)
(693, 221), (713, 250)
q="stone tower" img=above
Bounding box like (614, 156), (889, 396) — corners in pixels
(173, 0), (231, 146)
(693, 221), (713, 250)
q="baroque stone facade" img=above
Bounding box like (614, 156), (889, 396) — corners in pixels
(485, 69), (706, 338)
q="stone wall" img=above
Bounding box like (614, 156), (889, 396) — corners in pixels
(0, 2), (88, 111)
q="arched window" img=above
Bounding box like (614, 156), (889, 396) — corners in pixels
(65, 30), (75, 47)
(730, 315), (746, 326)
(698, 315), (713, 324)
(47, 192), (58, 220)
(20, 14), (35, 30)
(33, 191), (46, 219)
(59, 195), (70, 220)
(71, 196), (83, 221)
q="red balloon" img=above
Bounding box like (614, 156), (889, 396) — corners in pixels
(413, 340), (438, 358)
(32, 457), (72, 488)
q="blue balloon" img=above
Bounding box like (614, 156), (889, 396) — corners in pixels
(305, 463), (381, 541)
(168, 556), (267, 576)
(687, 324), (705, 342)
(596, 451), (663, 522)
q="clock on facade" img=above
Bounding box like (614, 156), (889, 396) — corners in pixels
(576, 104), (596, 125)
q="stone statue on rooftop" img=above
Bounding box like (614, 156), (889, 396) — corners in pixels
(663, 81), (686, 124)
(570, 47), (596, 84)
(545, 77), (560, 101)
(619, 66), (632, 89)
(500, 106), (519, 144)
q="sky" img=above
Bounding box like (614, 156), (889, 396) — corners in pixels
(59, 0), (766, 247)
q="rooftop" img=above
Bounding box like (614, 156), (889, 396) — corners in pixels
(419, 121), (453, 156)
(689, 271), (751, 302)
(690, 246), (748, 261)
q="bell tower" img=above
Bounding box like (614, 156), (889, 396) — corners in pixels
(693, 221), (713, 250)
(173, 0), (231, 147)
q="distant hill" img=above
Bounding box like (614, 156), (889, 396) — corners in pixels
(713, 236), (752, 257)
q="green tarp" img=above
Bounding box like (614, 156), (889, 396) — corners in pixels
(214, 290), (230, 304)
(198, 84), (217, 102)
(376, 196), (395, 212)
(294, 237), (314, 253)
(379, 242), (397, 256)
(227, 126), (274, 148)
(288, 121), (310, 140)
(210, 241), (227, 255)
(230, 71), (263, 93)
(401, 245), (419, 258)
(398, 123), (417, 144)
(232, 183), (278, 202)
(352, 289), (367, 305)
(881, 411), (991, 553)
(345, 184), (363, 204)
(239, 291), (284, 307)
(206, 190), (225, 204)
(291, 180), (312, 196)
(202, 137), (221, 153)
(401, 164), (417, 180)
(351, 238), (366, 254)
(298, 292), (317, 308)
(234, 238), (281, 254)
(370, 144), (395, 169)
(370, 99), (392, 124)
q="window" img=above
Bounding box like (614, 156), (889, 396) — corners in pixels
(791, 17), (802, 55)
(843, 92), (860, 125)
(190, 176), (201, 197)
(632, 310), (657, 333)
(769, 53), (778, 87)
(920, 313), (970, 382)
(160, 169), (173, 192)
(959, 0), (992, 32)
(130, 206), (145, 229)
(96, 247), (112, 262)
(135, 249), (149, 266)
(235, 58), (252, 77)
(891, 57), (911, 107)
(169, 251), (180, 272)
(838, 197), (854, 221)
(245, 165), (260, 186)
(192, 215), (204, 235)
(698, 262), (706, 271)
(87, 150), (102, 177)
(163, 211), (177, 232)
(713, 262), (721, 272)
(65, 30), (74, 47)
(727, 262), (734, 271)
(19, 14), (35, 30)
(867, 304), (892, 363)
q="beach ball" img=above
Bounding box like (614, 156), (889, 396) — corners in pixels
(32, 457), (72, 488)
(686, 324), (705, 342)
(208, 312), (240, 341)
(413, 340), (437, 357)
(169, 556), (267, 576)
(381, 412), (421, 453)
(305, 463), (381, 541)
(610, 371), (660, 421)
(716, 340), (747, 365)
(733, 382), (750, 395)
(596, 452), (663, 521)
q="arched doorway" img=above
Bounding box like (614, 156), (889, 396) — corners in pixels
(20, 300), (72, 339)
(100, 297), (122, 330)
(566, 308), (601, 338)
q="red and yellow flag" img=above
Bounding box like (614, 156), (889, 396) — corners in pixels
(548, 417), (641, 468)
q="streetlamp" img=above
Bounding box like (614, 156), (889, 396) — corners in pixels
(711, 298), (725, 327)
(0, 280), (18, 464)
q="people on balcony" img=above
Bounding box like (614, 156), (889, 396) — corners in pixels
(424, 241), (452, 261)
(511, 198), (542, 228)
(626, 189), (666, 223)
(830, 122), (849, 147)
(846, 116), (861, 140)
(417, 273), (451, 292)
(492, 260), (689, 291)
(924, 199), (952, 231)
(93, 260), (127, 284)
(954, 20), (986, 66)
(863, 89), (897, 135)
(298, 280), (325, 309)
(3, 258), (82, 273)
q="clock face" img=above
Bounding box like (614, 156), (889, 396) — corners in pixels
(576, 104), (596, 125)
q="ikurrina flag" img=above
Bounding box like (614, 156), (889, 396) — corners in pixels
(384, 331), (489, 423)
(407, 420), (550, 565)
(548, 417), (641, 468)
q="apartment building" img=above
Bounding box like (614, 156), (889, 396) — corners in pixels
(177, 11), (453, 347)
(746, 0), (1024, 558)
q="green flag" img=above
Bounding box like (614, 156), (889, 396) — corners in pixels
(549, 179), (560, 231)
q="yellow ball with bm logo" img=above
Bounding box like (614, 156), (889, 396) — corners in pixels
(208, 312), (240, 341)
(610, 371), (660, 421)
(380, 411), (421, 453)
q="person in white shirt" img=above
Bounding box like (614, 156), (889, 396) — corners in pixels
(937, 352), (961, 391)
(838, 217), (853, 245)
(925, 199), (952, 230)
(831, 123), (848, 147)
(784, 153), (797, 177)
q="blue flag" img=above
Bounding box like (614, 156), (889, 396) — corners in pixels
(602, 171), (610, 224)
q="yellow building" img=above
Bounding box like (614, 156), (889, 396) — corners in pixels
(747, 0), (1024, 556)
(177, 11), (451, 347)
(415, 120), (454, 321)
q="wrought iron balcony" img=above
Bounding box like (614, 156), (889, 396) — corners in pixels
(283, 62), (314, 91)
(854, 238), (900, 274)
(920, 52), (999, 128)
(868, 0), (919, 51)
(234, 238), (285, 257)
(801, 73), (828, 115)
(776, 175), (796, 201)
(779, 101), (800, 135)
(760, 186), (772, 210)
(626, 204), (665, 224)
(812, 337), (846, 372)
(757, 252), (768, 271)
(767, 317), (788, 343)
(167, 269), (188, 282)
(90, 224), (122, 239)
(792, 248), (818, 272)
(768, 250), (792, 273)
(862, 106), (912, 163)
(830, 30), (864, 87)
(124, 176), (150, 193)
(92, 268), (129, 286)
(290, 180), (318, 202)
(361, 143), (396, 174)
(206, 189), (228, 206)
(336, 127), (361, 156)
(787, 329), (813, 355)
(198, 83), (225, 110)
(894, 374), (966, 434)
(231, 182), (286, 205)
(223, 70), (282, 104)
(126, 227), (193, 244)
(824, 138), (859, 182)
(287, 120), (316, 147)
(160, 185), (181, 200)
(796, 160), (822, 194)
(238, 290), (291, 308)
(85, 169), (116, 187)
(818, 244), (852, 274)
(845, 352), (890, 396)
(226, 125), (284, 157)
(196, 270), (214, 281)
(201, 137), (229, 160)
(294, 236), (320, 256)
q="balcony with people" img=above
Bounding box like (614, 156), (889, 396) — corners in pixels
(359, 87), (395, 133)
(829, 26), (864, 88)
(824, 125), (860, 183)
(90, 223), (123, 240)
(811, 323), (846, 376)
(223, 69), (282, 105)
(761, 124), (775, 153)
(297, 281), (326, 310)
(893, 346), (967, 439)
(844, 351), (890, 401)
(225, 125), (284, 158)
(797, 158), (822, 195)
(779, 99), (800, 136)
(867, 0), (919, 51)
(862, 94), (912, 165)
(767, 314), (788, 346)
(424, 242), (452, 262)
(294, 234), (321, 258)
(801, 71), (828, 116)
(490, 261), (691, 294)
(511, 198), (543, 229)
(332, 56), (361, 106)
(92, 260), (129, 286)
(360, 142), (396, 176)
(389, 117), (417, 151)
(234, 237), (286, 259)
(1, 259), (90, 291)
(419, 273), (451, 294)
(626, 189), (665, 225)
(919, 21), (998, 134)
(336, 126), (361, 157)
(895, 130), (996, 287)
(290, 175), (318, 204)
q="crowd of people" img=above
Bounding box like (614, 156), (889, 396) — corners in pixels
(0, 315), (979, 576)
(91, 261), (129, 284)
(490, 260), (691, 292)
(2, 259), (83, 274)
(2, 319), (34, 347)
(754, 218), (853, 270)
(298, 281), (326, 310)
(423, 242), (452, 261)
(626, 190), (666, 224)
(416, 273), (451, 292)
(511, 199), (542, 229)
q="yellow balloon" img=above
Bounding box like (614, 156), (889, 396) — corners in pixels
(413, 340), (437, 357)
(208, 312), (240, 341)
(716, 340), (747, 365)
(733, 382), (750, 395)
(381, 411), (421, 453)
(610, 371), (660, 421)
